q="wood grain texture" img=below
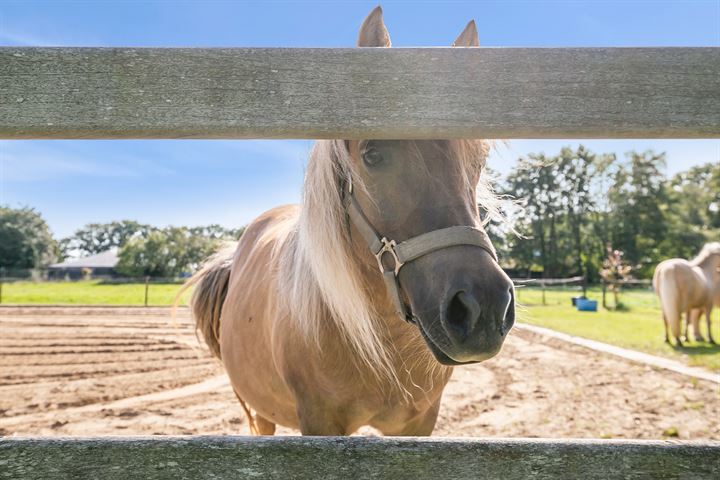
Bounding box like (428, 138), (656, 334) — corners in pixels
(1, 47), (718, 139)
(2, 436), (719, 479)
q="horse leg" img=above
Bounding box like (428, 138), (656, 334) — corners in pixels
(662, 312), (670, 344)
(693, 309), (705, 342)
(683, 310), (690, 342)
(669, 311), (683, 347)
(233, 389), (259, 435)
(706, 307), (716, 344)
(255, 414), (277, 435)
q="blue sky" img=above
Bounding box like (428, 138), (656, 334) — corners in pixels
(1, 0), (719, 238)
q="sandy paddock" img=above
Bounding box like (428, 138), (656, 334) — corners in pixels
(1, 307), (717, 439)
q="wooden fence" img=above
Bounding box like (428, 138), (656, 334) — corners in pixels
(2, 46), (719, 477)
(2, 436), (719, 479)
(513, 275), (586, 304)
(1, 47), (719, 139)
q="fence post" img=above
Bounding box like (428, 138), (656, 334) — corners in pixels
(601, 281), (607, 309)
(0, 267), (4, 304)
(541, 280), (546, 306)
(144, 276), (150, 307)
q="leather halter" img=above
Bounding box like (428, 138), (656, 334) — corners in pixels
(342, 173), (498, 324)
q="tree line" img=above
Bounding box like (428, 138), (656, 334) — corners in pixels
(489, 147), (719, 280)
(0, 215), (242, 278)
(2, 146), (717, 280)
(61, 221), (244, 278)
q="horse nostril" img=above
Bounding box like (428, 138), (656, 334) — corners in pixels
(502, 288), (516, 334)
(446, 291), (480, 338)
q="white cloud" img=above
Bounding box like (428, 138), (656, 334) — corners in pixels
(0, 26), (105, 47)
(0, 28), (62, 47)
(0, 142), (174, 182)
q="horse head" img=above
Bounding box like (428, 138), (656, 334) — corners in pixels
(341, 7), (515, 365)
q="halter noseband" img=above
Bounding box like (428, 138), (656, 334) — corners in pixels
(342, 173), (498, 324)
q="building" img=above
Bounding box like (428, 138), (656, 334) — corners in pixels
(47, 249), (119, 280)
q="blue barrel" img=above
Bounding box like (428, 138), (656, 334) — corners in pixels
(576, 298), (598, 312)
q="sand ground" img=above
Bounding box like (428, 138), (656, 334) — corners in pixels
(1, 307), (717, 439)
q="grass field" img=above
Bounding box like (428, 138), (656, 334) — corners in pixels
(2, 280), (718, 370)
(515, 285), (720, 371)
(1, 280), (191, 306)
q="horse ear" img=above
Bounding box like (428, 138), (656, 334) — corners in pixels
(357, 6), (391, 47)
(452, 20), (479, 47)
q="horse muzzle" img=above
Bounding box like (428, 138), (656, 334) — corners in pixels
(404, 253), (515, 365)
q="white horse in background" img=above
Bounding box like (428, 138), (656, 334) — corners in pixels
(653, 242), (720, 346)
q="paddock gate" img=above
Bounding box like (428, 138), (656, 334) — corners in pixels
(1, 46), (719, 479)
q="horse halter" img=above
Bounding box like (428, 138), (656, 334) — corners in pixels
(342, 173), (498, 324)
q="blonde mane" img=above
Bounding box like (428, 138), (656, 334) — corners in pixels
(278, 139), (496, 379)
(691, 242), (720, 266)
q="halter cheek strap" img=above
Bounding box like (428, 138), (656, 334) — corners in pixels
(343, 175), (497, 324)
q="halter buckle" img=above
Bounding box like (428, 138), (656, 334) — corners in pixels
(375, 237), (403, 276)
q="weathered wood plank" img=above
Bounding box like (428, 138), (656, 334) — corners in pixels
(1, 436), (719, 479)
(1, 47), (718, 139)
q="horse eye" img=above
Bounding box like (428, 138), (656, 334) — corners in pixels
(362, 148), (384, 167)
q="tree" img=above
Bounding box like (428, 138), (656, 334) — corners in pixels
(189, 224), (245, 240)
(505, 153), (563, 277)
(587, 151), (619, 280)
(503, 147), (611, 279)
(0, 206), (57, 274)
(661, 162), (720, 259)
(599, 245), (634, 309)
(62, 220), (154, 257)
(115, 227), (227, 278)
(62, 221), (244, 259)
(555, 146), (614, 280)
(607, 150), (668, 277)
(497, 148), (713, 280)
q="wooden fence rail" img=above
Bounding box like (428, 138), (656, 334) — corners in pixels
(2, 436), (719, 479)
(1, 47), (719, 140)
(2, 46), (719, 478)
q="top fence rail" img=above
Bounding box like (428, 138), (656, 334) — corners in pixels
(1, 47), (719, 140)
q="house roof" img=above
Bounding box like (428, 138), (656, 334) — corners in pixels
(49, 249), (119, 269)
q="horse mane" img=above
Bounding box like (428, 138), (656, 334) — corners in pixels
(691, 242), (720, 266)
(277, 138), (495, 380)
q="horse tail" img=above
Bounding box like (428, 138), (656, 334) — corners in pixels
(654, 263), (681, 338)
(175, 244), (236, 359)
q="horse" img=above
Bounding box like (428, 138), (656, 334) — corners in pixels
(183, 6), (515, 436)
(653, 242), (720, 346)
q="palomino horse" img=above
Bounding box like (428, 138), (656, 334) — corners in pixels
(653, 243), (720, 346)
(185, 7), (515, 436)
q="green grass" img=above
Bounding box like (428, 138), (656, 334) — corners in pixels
(1, 280), (190, 306)
(515, 286), (720, 371)
(3, 281), (718, 371)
